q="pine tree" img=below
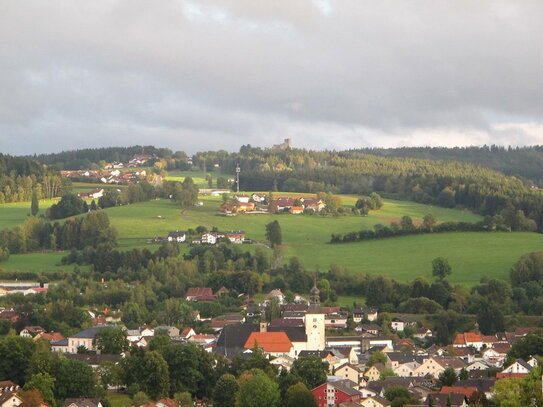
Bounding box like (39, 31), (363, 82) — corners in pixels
(31, 190), (39, 216)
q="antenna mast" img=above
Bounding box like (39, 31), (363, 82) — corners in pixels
(236, 164), (240, 193)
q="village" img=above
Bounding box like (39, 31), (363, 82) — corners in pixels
(0, 277), (537, 407)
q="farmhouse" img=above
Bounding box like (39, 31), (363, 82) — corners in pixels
(225, 231), (245, 244)
(185, 287), (215, 302)
(167, 231), (186, 243)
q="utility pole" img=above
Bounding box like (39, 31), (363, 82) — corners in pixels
(236, 164), (240, 193)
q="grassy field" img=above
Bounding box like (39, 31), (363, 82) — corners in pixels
(165, 170), (233, 188)
(1, 192), (542, 285)
(0, 199), (58, 229)
(107, 393), (131, 407)
(0, 251), (78, 274)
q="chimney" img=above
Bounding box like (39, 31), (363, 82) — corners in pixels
(260, 322), (267, 333)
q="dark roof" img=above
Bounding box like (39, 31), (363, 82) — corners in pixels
(386, 351), (421, 364)
(51, 338), (69, 346)
(65, 353), (122, 365)
(216, 323), (259, 348)
(456, 378), (496, 393)
(71, 326), (107, 339)
(328, 379), (360, 396)
(299, 350), (333, 358)
(0, 392), (21, 406)
(268, 326), (307, 342)
(63, 399), (101, 407)
(281, 303), (309, 312)
(269, 318), (304, 327)
(427, 393), (467, 407)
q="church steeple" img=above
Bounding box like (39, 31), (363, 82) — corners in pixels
(310, 273), (320, 306)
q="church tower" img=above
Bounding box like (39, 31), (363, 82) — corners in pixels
(305, 275), (326, 350)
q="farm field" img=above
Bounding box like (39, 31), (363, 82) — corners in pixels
(0, 199), (58, 229)
(0, 251), (77, 274)
(1, 192), (542, 285)
(165, 170), (233, 188)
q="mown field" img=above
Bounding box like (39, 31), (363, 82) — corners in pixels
(165, 170), (233, 188)
(1, 192), (542, 285)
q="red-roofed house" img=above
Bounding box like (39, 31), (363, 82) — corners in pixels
(36, 332), (65, 343)
(244, 332), (294, 357)
(185, 287), (215, 302)
(312, 379), (361, 407)
(453, 332), (483, 350)
(440, 386), (477, 398)
(180, 327), (196, 340)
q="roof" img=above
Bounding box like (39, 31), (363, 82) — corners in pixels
(268, 326), (307, 342)
(186, 287), (214, 297)
(244, 332), (292, 353)
(427, 392), (467, 406)
(440, 386), (477, 398)
(456, 378), (496, 393)
(0, 392), (22, 406)
(216, 323), (259, 349)
(63, 399), (101, 407)
(39, 332), (65, 342)
(71, 326), (107, 339)
(65, 354), (122, 365)
(363, 396), (392, 406)
(328, 379), (361, 396)
(269, 318), (304, 327)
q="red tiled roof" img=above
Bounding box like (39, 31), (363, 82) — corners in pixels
(186, 287), (214, 298)
(40, 332), (65, 342)
(244, 332), (293, 353)
(440, 386), (477, 398)
(464, 332), (482, 343)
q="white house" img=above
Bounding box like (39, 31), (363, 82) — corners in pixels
(167, 231), (186, 243)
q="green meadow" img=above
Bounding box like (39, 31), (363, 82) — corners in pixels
(1, 192), (542, 285)
(165, 170), (234, 188)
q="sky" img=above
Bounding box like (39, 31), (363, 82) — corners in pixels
(1, 1), (543, 155)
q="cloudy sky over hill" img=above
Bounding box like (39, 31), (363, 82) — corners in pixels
(1, 1), (543, 154)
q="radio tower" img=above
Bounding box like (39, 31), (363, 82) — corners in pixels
(236, 164), (240, 193)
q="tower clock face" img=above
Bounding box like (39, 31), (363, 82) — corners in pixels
(313, 325), (317, 328)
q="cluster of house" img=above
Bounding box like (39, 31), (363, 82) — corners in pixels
(159, 230), (247, 245)
(0, 282), (48, 297)
(4, 281), (543, 407)
(219, 193), (327, 215)
(61, 168), (147, 185)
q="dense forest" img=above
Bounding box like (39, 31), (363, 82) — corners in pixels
(31, 146), (190, 171)
(356, 145), (543, 184)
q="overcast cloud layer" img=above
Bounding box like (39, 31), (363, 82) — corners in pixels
(1, 1), (543, 155)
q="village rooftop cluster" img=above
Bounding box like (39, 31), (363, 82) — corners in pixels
(0, 280), (539, 407)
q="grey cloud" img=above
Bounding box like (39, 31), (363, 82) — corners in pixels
(1, 1), (543, 155)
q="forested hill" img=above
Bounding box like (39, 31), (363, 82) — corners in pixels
(352, 146), (543, 183)
(32, 146), (189, 170)
(197, 146), (543, 230)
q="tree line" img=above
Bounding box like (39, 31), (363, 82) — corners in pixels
(0, 154), (69, 203)
(331, 210), (536, 244)
(0, 211), (117, 254)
